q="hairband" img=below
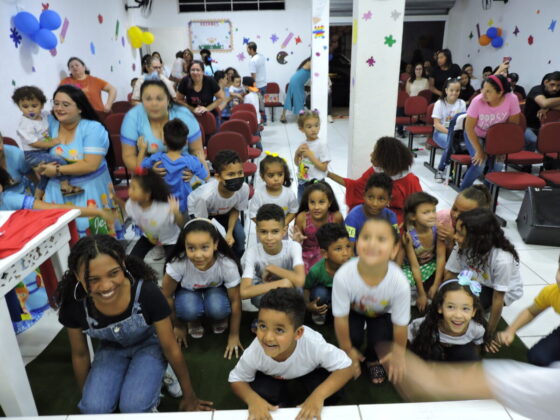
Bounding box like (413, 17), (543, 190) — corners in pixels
(134, 166), (148, 176)
(487, 75), (504, 92)
(184, 217), (226, 238)
(298, 109), (320, 116)
(438, 270), (482, 296)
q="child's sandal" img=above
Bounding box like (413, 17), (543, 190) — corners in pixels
(366, 362), (387, 385)
(188, 324), (204, 339)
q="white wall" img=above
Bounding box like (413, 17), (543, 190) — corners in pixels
(446, 0), (559, 88)
(145, 0), (311, 97)
(1, 0), (140, 138)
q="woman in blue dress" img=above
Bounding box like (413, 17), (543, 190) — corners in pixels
(280, 57), (311, 123)
(40, 85), (117, 236)
(120, 80), (208, 175)
(0, 133), (34, 194)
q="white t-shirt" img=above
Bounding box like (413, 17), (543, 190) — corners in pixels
(249, 53), (267, 88)
(249, 185), (298, 219)
(125, 200), (180, 245)
(132, 74), (176, 101)
(16, 111), (51, 152)
(228, 326), (351, 382)
(243, 91), (261, 123)
(170, 58), (185, 79)
(483, 360), (560, 420)
(432, 99), (467, 128)
(297, 139), (330, 182)
(332, 259), (411, 326)
(166, 254), (240, 291)
(445, 246), (523, 306)
(242, 240), (303, 283)
(408, 317), (485, 345)
(187, 178), (249, 217)
(407, 78), (429, 97)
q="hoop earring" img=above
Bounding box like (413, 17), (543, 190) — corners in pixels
(73, 282), (86, 301)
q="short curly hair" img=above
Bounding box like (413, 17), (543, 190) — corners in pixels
(12, 86), (47, 105)
(259, 288), (306, 329)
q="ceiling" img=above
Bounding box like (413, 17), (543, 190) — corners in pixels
(330, 0), (457, 17)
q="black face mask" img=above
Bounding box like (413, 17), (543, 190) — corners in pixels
(224, 176), (244, 192)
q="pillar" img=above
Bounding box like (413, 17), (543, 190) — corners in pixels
(348, 0), (405, 177)
(311, 0), (330, 135)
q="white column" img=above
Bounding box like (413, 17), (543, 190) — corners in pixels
(348, 0), (405, 177)
(311, 0), (330, 135)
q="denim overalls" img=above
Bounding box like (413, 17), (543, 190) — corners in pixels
(78, 279), (167, 414)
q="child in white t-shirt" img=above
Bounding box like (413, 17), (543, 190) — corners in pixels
(333, 218), (411, 385)
(294, 110), (330, 200)
(432, 78), (466, 150)
(229, 288), (353, 418)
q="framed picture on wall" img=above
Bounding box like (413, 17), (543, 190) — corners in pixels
(188, 19), (234, 52)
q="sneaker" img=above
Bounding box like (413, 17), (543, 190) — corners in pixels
(311, 313), (326, 325)
(150, 246), (165, 261)
(163, 365), (182, 398)
(188, 323), (204, 339)
(327, 115), (334, 123)
(212, 319), (228, 334)
(434, 170), (445, 183)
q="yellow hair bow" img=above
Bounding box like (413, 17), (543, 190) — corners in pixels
(264, 150), (287, 163)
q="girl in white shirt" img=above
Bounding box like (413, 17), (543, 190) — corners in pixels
(162, 218), (243, 359)
(431, 78), (466, 149)
(405, 63), (429, 97)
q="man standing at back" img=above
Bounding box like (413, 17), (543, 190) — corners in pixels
(247, 42), (267, 124)
(524, 71), (560, 151)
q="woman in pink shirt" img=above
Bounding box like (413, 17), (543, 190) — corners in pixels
(460, 74), (521, 190)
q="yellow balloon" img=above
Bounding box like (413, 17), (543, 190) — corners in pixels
(127, 26), (142, 38)
(130, 37), (143, 49)
(142, 32), (154, 45)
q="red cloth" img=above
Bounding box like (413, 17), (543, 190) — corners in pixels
(0, 210), (71, 259)
(343, 168), (423, 226)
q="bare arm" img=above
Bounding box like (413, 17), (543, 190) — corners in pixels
(433, 117), (448, 134)
(429, 77), (441, 96)
(102, 83), (117, 111)
(284, 213), (296, 226)
(205, 89), (225, 113)
(507, 113), (520, 125)
(239, 277), (292, 299)
(487, 290), (505, 337)
(26, 138), (60, 149)
(67, 328), (91, 391)
(432, 239), (447, 292)
(327, 170), (346, 187)
(266, 263), (305, 288)
(122, 143), (138, 172)
(188, 137), (210, 174)
(405, 81), (412, 95)
(224, 286), (243, 360)
(498, 303), (543, 346)
(231, 381), (277, 420)
(403, 233), (427, 311)
(44, 154), (103, 176)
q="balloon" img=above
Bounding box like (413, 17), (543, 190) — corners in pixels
(479, 35), (491, 46)
(142, 31), (154, 45)
(497, 28), (503, 36)
(491, 36), (504, 48)
(13, 11), (40, 36)
(127, 26), (142, 39)
(39, 9), (61, 30)
(486, 27), (498, 39)
(130, 36), (143, 49)
(33, 28), (57, 50)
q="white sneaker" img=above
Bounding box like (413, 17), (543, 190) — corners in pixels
(311, 313), (326, 325)
(328, 115), (334, 123)
(163, 364), (182, 398)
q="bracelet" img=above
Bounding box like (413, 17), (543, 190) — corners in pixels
(55, 165), (62, 177)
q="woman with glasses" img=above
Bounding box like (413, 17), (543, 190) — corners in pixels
(406, 63), (430, 97)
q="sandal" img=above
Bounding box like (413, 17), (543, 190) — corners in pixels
(212, 319), (228, 334)
(280, 117), (287, 124)
(188, 323), (204, 339)
(365, 361), (387, 385)
(61, 185), (84, 197)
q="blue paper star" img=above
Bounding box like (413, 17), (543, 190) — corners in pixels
(549, 19), (557, 32)
(513, 26), (520, 36)
(243, 37), (250, 45)
(270, 33), (279, 43)
(10, 27), (22, 48)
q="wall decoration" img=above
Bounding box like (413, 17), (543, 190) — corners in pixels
(313, 72), (319, 77)
(281, 32), (294, 48)
(90, 41), (95, 55)
(13, 9), (61, 50)
(127, 26), (155, 49)
(243, 37), (250, 44)
(362, 11), (372, 21)
(42, 3), (49, 10)
(115, 20), (120, 39)
(10, 27), (22, 48)
(469, 31), (473, 39)
(352, 19), (357, 44)
(488, 19), (494, 26)
(32, 66), (36, 72)
(132, 63), (136, 71)
(49, 48), (56, 56)
(236, 52), (246, 61)
(59, 17), (69, 42)
(384, 35), (396, 47)
(276, 51), (288, 64)
(295, 36), (302, 44)
(12, 80), (16, 86)
(513, 26), (519, 36)
(312, 26), (325, 39)
(528, 35), (534, 45)
(390, 9), (401, 21)
(312, 17), (321, 24)
(270, 33), (278, 43)
(121, 36), (125, 47)
(366, 56), (376, 67)
(549, 20), (557, 32)
(188, 20), (234, 52)
(97, 14), (103, 24)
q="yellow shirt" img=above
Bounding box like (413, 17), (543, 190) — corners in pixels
(534, 284), (560, 314)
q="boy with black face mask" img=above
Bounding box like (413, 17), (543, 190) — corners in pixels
(187, 150), (248, 258)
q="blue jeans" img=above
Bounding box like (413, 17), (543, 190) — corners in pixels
(310, 285), (332, 307)
(175, 286), (231, 321)
(432, 130), (448, 148)
(24, 150), (68, 191)
(78, 336), (166, 413)
(459, 132), (503, 191)
(528, 325), (560, 367)
(258, 86), (267, 123)
(524, 127), (538, 152)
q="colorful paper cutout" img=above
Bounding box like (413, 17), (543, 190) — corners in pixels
(10, 27), (22, 48)
(42, 3), (49, 10)
(352, 19), (358, 44)
(60, 17), (69, 43)
(132, 63), (136, 71)
(32, 66), (36, 72)
(315, 52), (320, 56)
(549, 20), (557, 32)
(110, 65), (113, 72)
(50, 48), (57, 56)
(237, 52), (246, 61)
(276, 51), (288, 64)
(115, 20), (120, 38)
(488, 19), (494, 26)
(384, 35), (396, 47)
(243, 37), (250, 44)
(476, 24), (481, 38)
(270, 33), (279, 43)
(314, 72), (319, 77)
(469, 31), (473, 39)
(11, 80), (16, 86)
(536, 10), (540, 14)
(97, 14), (103, 24)
(390, 9), (401, 21)
(295, 36), (302, 45)
(362, 11), (372, 21)
(313, 26), (325, 39)
(90, 41), (95, 54)
(528, 35), (534, 45)
(121, 36), (125, 47)
(366, 56), (376, 67)
(281, 32), (294, 48)
(256, 35), (260, 39)
(312, 17), (321, 24)
(513, 26), (519, 36)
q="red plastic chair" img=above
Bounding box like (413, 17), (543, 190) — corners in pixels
(231, 110), (259, 136)
(417, 89), (433, 104)
(206, 132), (257, 179)
(537, 122), (560, 185)
(109, 133), (130, 185)
(1, 136), (19, 147)
(264, 82), (283, 122)
(231, 103), (256, 116)
(406, 102), (435, 152)
(400, 72), (410, 83)
(111, 101), (133, 114)
(541, 110), (560, 124)
(396, 96), (428, 150)
(397, 90), (409, 109)
(105, 113), (125, 136)
(220, 119), (262, 160)
(195, 112), (217, 146)
(484, 123), (546, 223)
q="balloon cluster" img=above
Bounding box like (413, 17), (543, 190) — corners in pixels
(13, 10), (61, 50)
(479, 27), (504, 48)
(127, 26), (155, 48)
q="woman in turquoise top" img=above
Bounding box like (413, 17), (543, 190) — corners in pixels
(120, 80), (208, 174)
(280, 57), (311, 123)
(40, 85), (117, 236)
(0, 133), (33, 195)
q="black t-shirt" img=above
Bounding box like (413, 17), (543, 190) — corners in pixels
(58, 279), (171, 330)
(459, 85), (475, 102)
(513, 85), (526, 100)
(177, 75), (220, 108)
(524, 85), (560, 129)
(431, 64), (462, 93)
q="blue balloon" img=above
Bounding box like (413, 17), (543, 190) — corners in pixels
(33, 29), (57, 50)
(491, 36), (504, 48)
(486, 27), (498, 39)
(13, 11), (40, 36)
(39, 9), (61, 30)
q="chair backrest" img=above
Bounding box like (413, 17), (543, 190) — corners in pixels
(514, 91), (524, 103)
(231, 103), (256, 115)
(220, 119), (252, 145)
(111, 101), (133, 114)
(109, 134), (126, 168)
(518, 113), (527, 132)
(1, 136), (19, 147)
(425, 103), (435, 125)
(541, 109), (560, 124)
(404, 95), (428, 116)
(127, 92), (133, 102)
(195, 112), (217, 137)
(537, 122), (560, 153)
(206, 132), (248, 163)
(400, 72), (410, 82)
(397, 90), (409, 108)
(266, 82), (280, 94)
(105, 113), (126, 136)
(231, 110), (258, 133)
(485, 123), (524, 155)
(96, 110), (109, 124)
(417, 89), (433, 104)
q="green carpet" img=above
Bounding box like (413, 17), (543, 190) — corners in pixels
(8, 315), (528, 416)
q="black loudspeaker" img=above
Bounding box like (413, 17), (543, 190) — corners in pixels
(516, 187), (560, 246)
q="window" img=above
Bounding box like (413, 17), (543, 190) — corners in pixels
(178, 0), (285, 12)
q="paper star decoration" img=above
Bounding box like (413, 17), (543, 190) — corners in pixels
(390, 9), (401, 21)
(362, 11), (372, 21)
(549, 19), (557, 32)
(42, 3), (49, 10)
(237, 52), (246, 61)
(469, 31), (473, 39)
(270, 33), (278, 43)
(243, 37), (250, 45)
(295, 36), (302, 44)
(384, 35), (396, 47)
(10, 27), (22, 48)
(366, 56), (376, 67)
(513, 26), (520, 36)
(528, 35), (534, 45)
(488, 19), (494, 26)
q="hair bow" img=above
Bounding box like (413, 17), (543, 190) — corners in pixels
(134, 166), (148, 176)
(312, 108), (320, 115)
(298, 110), (306, 115)
(265, 151), (278, 157)
(457, 270), (482, 296)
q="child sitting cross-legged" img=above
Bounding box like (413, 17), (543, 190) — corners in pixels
(229, 288), (353, 419)
(304, 223), (353, 326)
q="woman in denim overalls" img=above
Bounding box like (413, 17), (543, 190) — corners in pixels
(56, 235), (213, 413)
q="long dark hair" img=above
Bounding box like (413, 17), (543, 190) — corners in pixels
(483, 74), (511, 95)
(297, 180), (339, 214)
(438, 49), (453, 68)
(439, 77), (461, 101)
(185, 60), (206, 89)
(297, 57), (311, 70)
(404, 191), (438, 228)
(167, 219), (241, 273)
(457, 208), (519, 269)
(131, 169), (170, 203)
(55, 235), (158, 307)
(259, 154), (292, 187)
(409, 62), (426, 82)
(410, 281), (488, 361)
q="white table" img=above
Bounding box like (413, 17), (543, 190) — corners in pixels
(67, 413), (212, 419)
(214, 405), (361, 420)
(0, 210), (80, 417)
